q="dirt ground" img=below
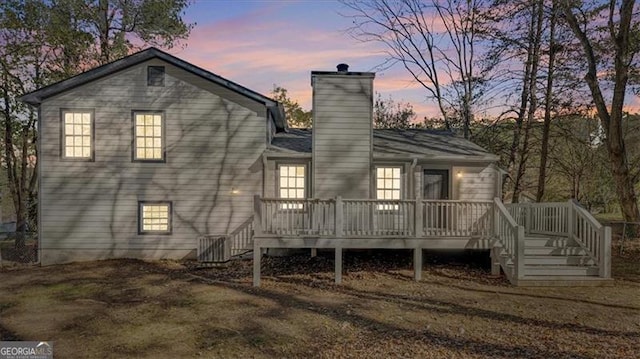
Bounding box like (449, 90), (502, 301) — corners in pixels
(0, 243), (639, 359)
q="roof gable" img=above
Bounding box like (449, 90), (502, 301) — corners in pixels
(19, 47), (286, 130)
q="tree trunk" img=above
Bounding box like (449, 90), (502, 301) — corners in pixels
(511, 0), (544, 203)
(562, 0), (640, 222)
(536, 1), (557, 202)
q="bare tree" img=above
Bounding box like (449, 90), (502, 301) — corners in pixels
(341, 0), (486, 137)
(560, 0), (640, 222)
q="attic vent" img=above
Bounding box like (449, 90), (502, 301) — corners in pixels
(147, 66), (165, 86)
(337, 63), (349, 72)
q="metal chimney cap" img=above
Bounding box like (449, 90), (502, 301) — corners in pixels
(337, 63), (349, 72)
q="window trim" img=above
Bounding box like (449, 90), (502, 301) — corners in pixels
(374, 165), (403, 211)
(276, 163), (308, 210)
(60, 108), (95, 161)
(138, 201), (173, 235)
(131, 110), (166, 163)
(147, 66), (165, 87)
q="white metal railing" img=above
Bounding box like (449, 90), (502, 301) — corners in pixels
(494, 198), (525, 279)
(506, 202), (568, 235)
(569, 200), (611, 278)
(422, 200), (493, 237)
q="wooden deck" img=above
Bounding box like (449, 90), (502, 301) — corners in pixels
(198, 196), (612, 287)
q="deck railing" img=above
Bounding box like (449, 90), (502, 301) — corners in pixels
(422, 200), (493, 237)
(506, 202), (568, 235)
(255, 196), (494, 239)
(258, 198), (336, 236)
(506, 200), (611, 278)
(494, 198), (525, 279)
(569, 200), (611, 278)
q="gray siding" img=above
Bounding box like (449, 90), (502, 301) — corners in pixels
(312, 74), (374, 198)
(39, 59), (266, 263)
(453, 165), (499, 201)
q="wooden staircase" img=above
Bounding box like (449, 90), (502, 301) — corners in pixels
(493, 234), (610, 286)
(197, 217), (254, 266)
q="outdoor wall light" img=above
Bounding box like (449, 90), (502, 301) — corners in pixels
(456, 171), (463, 178)
(231, 187), (240, 194)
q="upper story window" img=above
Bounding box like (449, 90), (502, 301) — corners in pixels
(139, 201), (172, 234)
(133, 112), (164, 161)
(61, 110), (93, 160)
(147, 66), (165, 86)
(278, 164), (306, 209)
(376, 166), (401, 210)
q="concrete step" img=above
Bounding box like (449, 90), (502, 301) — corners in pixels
(524, 265), (600, 276)
(524, 255), (595, 266)
(524, 246), (589, 256)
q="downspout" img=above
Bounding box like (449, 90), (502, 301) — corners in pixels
(262, 155), (268, 198)
(37, 105), (42, 265)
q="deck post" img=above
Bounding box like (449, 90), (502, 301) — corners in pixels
(253, 195), (263, 237)
(335, 247), (343, 284)
(413, 248), (422, 281)
(253, 240), (261, 287)
(414, 196), (423, 238)
(600, 226), (612, 278)
(335, 196), (343, 237)
(490, 247), (501, 275)
(525, 203), (532, 234)
(515, 226), (526, 279)
(566, 200), (574, 239)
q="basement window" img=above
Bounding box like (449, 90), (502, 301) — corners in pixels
(376, 166), (401, 210)
(139, 202), (172, 234)
(147, 66), (165, 86)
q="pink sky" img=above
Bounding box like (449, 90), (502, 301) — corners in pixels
(169, 1), (639, 120)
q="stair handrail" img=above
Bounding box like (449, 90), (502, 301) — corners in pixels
(227, 216), (255, 257)
(568, 199), (611, 278)
(494, 198), (526, 279)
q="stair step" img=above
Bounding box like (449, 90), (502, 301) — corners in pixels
(513, 276), (613, 287)
(524, 265), (599, 276)
(524, 255), (595, 266)
(524, 237), (577, 247)
(524, 246), (588, 256)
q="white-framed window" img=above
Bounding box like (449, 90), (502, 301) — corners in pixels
(139, 202), (172, 234)
(376, 166), (402, 210)
(133, 112), (164, 161)
(61, 110), (93, 159)
(278, 164), (306, 209)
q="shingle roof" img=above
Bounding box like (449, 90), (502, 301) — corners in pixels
(268, 128), (498, 161)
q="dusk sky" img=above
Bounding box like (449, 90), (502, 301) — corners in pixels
(172, 0), (639, 119)
(175, 0), (439, 118)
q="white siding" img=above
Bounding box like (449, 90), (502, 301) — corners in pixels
(312, 74), (374, 198)
(39, 59), (267, 263)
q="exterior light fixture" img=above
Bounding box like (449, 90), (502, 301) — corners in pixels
(456, 171), (463, 179)
(231, 187), (240, 194)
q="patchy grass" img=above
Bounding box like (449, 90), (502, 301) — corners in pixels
(0, 250), (639, 359)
